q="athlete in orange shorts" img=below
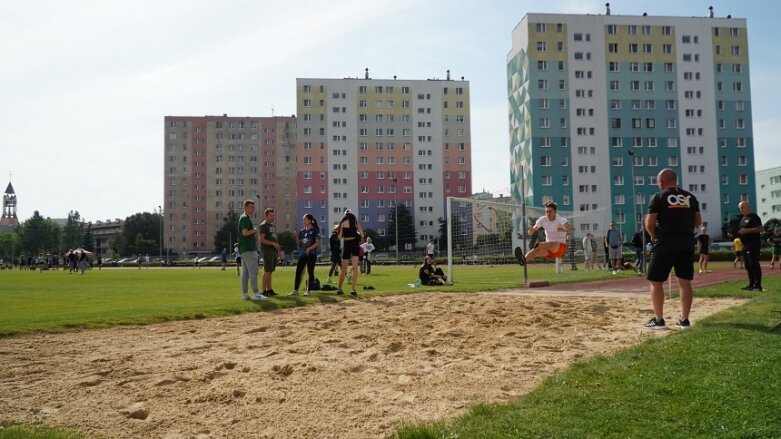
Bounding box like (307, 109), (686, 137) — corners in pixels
(517, 201), (574, 265)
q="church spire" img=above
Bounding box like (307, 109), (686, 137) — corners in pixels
(1, 179), (19, 227)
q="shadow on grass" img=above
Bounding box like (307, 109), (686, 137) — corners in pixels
(704, 321), (781, 334)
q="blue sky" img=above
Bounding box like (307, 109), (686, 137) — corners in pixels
(1, 0), (778, 222)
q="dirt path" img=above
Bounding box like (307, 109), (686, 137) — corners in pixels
(0, 283), (747, 438)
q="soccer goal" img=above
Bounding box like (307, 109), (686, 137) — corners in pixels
(445, 196), (611, 284)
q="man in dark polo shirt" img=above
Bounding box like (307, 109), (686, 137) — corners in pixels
(643, 168), (701, 330)
(737, 201), (764, 291)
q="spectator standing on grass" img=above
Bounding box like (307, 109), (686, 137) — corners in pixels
(67, 250), (76, 274)
(289, 214), (320, 296)
(79, 251), (87, 275)
(643, 168), (701, 330)
(582, 232), (596, 271)
(732, 236), (744, 269)
(697, 226), (711, 274)
(768, 227), (781, 269)
(361, 236), (375, 275)
(238, 199), (266, 301)
(426, 239), (435, 259)
(258, 208), (281, 297)
(605, 223), (623, 275)
(517, 201), (575, 266)
(337, 209), (364, 297)
(737, 201), (763, 291)
(234, 243), (241, 276)
(631, 231), (646, 273)
(220, 247), (228, 271)
(326, 225), (340, 284)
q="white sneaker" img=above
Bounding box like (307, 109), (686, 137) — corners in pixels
(253, 292), (268, 301)
(698, 269), (703, 274)
(612, 270), (618, 275)
(242, 294), (251, 301)
(288, 290), (299, 296)
(303, 290), (311, 296)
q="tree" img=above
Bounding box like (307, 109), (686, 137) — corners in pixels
(438, 214), (466, 254)
(213, 209), (240, 253)
(118, 212), (161, 256)
(0, 232), (19, 262)
(764, 218), (781, 240)
(386, 204), (416, 251)
(722, 213), (743, 239)
(16, 211), (61, 256)
(362, 228), (386, 251)
(61, 210), (85, 251)
(278, 231), (296, 253)
(82, 223), (95, 252)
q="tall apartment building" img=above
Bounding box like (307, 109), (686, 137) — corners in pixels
(164, 115), (296, 256)
(296, 72), (472, 248)
(756, 166), (781, 221)
(508, 8), (755, 239)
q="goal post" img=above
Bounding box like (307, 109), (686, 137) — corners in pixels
(445, 196), (611, 283)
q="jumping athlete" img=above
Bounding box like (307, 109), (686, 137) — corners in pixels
(516, 201), (575, 266)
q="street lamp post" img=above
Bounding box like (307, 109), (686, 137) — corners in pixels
(392, 177), (399, 265)
(627, 150), (644, 272)
(158, 206), (163, 262)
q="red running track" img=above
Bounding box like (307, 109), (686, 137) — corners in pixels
(532, 267), (780, 295)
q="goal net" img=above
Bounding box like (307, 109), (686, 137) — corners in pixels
(444, 197), (611, 282)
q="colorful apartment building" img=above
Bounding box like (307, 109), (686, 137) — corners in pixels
(163, 115), (296, 256)
(296, 71), (472, 249)
(508, 7), (755, 239)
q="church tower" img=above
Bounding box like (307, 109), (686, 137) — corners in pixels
(1, 181), (19, 227)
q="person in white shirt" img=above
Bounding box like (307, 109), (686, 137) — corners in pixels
(360, 237), (375, 275)
(518, 201), (575, 265)
(582, 232), (596, 271)
(425, 239), (435, 258)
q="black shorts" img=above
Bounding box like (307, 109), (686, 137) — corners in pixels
(342, 239), (360, 259)
(647, 249), (694, 282)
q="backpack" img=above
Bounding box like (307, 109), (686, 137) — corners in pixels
(309, 277), (321, 291)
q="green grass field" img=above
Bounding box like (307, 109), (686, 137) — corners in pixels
(0, 262), (617, 336)
(1, 262), (779, 438)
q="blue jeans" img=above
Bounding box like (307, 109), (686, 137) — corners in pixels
(634, 248), (644, 272)
(240, 250), (260, 295)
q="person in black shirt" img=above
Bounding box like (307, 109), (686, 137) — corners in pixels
(696, 225), (710, 274)
(643, 168), (701, 330)
(326, 224), (341, 284)
(769, 228), (781, 269)
(337, 209), (364, 296)
(738, 201), (764, 291)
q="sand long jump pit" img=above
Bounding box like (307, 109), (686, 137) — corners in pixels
(0, 291), (744, 438)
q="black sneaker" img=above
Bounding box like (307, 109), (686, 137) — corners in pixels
(752, 286), (766, 292)
(336, 289), (344, 295)
(514, 247), (526, 266)
(643, 317), (667, 330)
(675, 318), (691, 329)
(741, 285), (754, 291)
(350, 290), (358, 297)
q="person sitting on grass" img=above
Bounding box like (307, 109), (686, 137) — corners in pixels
(618, 258), (639, 273)
(419, 256), (447, 286)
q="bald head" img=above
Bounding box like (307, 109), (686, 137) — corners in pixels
(656, 168), (678, 189)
